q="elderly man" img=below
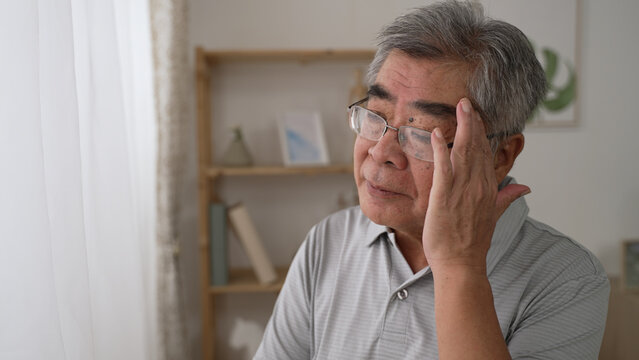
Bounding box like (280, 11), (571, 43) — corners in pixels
(255, 1), (609, 359)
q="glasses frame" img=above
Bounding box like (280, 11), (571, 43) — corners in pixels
(348, 97), (504, 159)
(348, 97), (453, 162)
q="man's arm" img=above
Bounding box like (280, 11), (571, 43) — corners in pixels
(425, 98), (529, 359)
(254, 235), (314, 359)
(432, 266), (510, 359)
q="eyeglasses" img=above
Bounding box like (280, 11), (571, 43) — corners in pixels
(348, 98), (453, 162)
(348, 98), (504, 162)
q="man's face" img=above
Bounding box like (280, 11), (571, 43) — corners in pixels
(354, 50), (468, 239)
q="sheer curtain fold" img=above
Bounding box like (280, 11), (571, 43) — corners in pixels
(150, 0), (191, 359)
(1, 1), (157, 359)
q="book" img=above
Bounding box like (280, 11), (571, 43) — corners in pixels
(227, 203), (278, 285)
(210, 203), (228, 286)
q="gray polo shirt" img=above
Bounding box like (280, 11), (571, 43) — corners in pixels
(255, 183), (610, 359)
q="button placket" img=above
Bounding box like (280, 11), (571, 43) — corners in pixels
(397, 288), (408, 300)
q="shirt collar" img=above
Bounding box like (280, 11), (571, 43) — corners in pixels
(364, 218), (388, 246)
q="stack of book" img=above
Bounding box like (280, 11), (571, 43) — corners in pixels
(209, 202), (278, 286)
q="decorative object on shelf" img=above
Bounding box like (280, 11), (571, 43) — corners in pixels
(222, 125), (253, 167)
(228, 203), (278, 285)
(209, 203), (228, 286)
(622, 239), (639, 293)
(348, 68), (368, 105)
(278, 111), (330, 167)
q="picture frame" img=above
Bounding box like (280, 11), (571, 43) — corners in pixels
(621, 239), (639, 293)
(278, 111), (330, 167)
(481, 0), (581, 127)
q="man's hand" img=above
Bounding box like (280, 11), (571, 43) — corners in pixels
(423, 98), (530, 271)
(424, 98), (529, 360)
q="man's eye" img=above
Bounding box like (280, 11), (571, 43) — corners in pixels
(408, 130), (431, 144)
(366, 112), (379, 121)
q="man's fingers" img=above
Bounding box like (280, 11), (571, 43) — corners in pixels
(431, 127), (453, 195)
(450, 98), (492, 177)
(495, 184), (531, 216)
(450, 98), (475, 170)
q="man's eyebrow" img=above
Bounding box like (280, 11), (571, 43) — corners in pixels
(367, 84), (395, 101)
(411, 100), (457, 119)
(369, 83), (456, 119)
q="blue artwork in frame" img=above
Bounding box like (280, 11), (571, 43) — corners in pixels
(278, 111), (330, 167)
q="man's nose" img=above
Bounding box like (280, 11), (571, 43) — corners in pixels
(368, 127), (408, 169)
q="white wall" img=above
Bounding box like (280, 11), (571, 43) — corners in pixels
(183, 0), (639, 358)
(512, 0), (639, 275)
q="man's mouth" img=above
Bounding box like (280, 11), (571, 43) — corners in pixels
(366, 181), (402, 198)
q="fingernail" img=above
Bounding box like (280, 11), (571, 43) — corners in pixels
(522, 189), (531, 196)
(461, 99), (471, 114)
(434, 128), (443, 138)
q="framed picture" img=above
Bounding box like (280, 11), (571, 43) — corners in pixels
(621, 240), (639, 293)
(481, 0), (580, 127)
(278, 111), (330, 167)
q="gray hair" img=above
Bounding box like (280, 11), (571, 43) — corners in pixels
(367, 0), (547, 147)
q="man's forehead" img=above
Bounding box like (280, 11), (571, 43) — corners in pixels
(379, 50), (470, 85)
(371, 52), (467, 119)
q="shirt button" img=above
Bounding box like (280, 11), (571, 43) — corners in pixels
(397, 288), (408, 300)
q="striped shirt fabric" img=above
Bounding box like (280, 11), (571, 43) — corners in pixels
(254, 178), (610, 359)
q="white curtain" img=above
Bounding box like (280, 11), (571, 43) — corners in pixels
(0, 1), (157, 359)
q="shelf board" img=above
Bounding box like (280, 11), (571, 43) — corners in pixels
(210, 267), (289, 295)
(207, 164), (353, 178)
(204, 49), (375, 63)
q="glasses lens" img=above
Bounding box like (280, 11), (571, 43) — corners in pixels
(352, 106), (385, 141)
(399, 126), (435, 162)
(349, 107), (361, 133)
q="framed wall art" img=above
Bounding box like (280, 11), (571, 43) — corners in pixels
(621, 240), (639, 293)
(480, 0), (581, 127)
(278, 111), (330, 167)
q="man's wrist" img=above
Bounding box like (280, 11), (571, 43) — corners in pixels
(430, 261), (488, 281)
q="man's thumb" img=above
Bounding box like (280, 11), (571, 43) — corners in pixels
(495, 184), (531, 216)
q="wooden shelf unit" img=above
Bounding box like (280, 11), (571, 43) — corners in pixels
(195, 47), (374, 359)
(209, 267), (289, 295)
(206, 164), (353, 179)
(200, 48), (376, 63)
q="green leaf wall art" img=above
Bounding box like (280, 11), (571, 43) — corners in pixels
(529, 44), (577, 123)
(481, 0), (580, 126)
(541, 47), (577, 112)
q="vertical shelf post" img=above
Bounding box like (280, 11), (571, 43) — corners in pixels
(196, 47), (214, 360)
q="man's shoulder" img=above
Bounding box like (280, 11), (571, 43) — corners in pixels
(302, 206), (382, 258)
(311, 206), (379, 239)
(317, 206), (368, 227)
(515, 216), (607, 281)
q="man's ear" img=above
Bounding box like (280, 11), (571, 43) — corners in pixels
(494, 134), (525, 183)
